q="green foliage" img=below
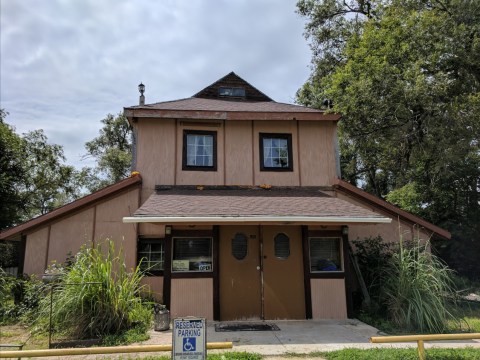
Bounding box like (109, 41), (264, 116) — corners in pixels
(352, 236), (393, 301)
(314, 347), (480, 360)
(0, 270), (44, 324)
(98, 352), (262, 360)
(353, 236), (458, 333)
(35, 240), (152, 339)
(0, 109), (92, 228)
(19, 129), (87, 217)
(0, 241), (20, 268)
(381, 239), (456, 333)
(385, 183), (425, 216)
(297, 0), (480, 280)
(84, 113), (132, 189)
(0, 109), (26, 229)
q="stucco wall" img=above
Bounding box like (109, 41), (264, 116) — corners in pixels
(170, 278), (214, 320)
(24, 227), (49, 277)
(134, 118), (338, 191)
(48, 208), (94, 265)
(22, 187), (140, 275)
(311, 279), (347, 319)
(336, 192), (434, 243)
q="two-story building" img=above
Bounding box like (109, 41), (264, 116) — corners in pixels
(0, 72), (450, 321)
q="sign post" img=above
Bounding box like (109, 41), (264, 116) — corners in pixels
(172, 317), (206, 360)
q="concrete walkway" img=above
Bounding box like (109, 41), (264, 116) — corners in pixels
(141, 319), (480, 355)
(4, 320), (479, 359)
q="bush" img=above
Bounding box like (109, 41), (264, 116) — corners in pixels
(352, 236), (394, 303)
(381, 239), (456, 333)
(353, 236), (457, 333)
(0, 270), (44, 324)
(36, 240), (152, 339)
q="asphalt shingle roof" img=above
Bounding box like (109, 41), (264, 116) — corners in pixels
(134, 187), (386, 219)
(128, 97), (326, 114)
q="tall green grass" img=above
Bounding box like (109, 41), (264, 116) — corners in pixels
(36, 240), (152, 339)
(381, 239), (456, 333)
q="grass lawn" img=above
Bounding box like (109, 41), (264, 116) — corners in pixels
(311, 348), (480, 359)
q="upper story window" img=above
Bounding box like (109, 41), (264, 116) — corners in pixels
(182, 130), (217, 171)
(218, 87), (246, 98)
(259, 133), (293, 171)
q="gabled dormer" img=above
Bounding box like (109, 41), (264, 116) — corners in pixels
(193, 71), (273, 102)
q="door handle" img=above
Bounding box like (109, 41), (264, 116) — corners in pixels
(256, 266), (261, 270)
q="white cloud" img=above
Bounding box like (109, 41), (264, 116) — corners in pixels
(0, 0), (312, 168)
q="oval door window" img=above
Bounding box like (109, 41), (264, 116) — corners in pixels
(274, 233), (290, 259)
(232, 233), (248, 260)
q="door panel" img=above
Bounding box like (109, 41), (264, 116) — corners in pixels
(263, 226), (305, 319)
(219, 226), (261, 320)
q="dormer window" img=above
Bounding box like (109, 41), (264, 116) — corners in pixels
(182, 130), (217, 171)
(218, 87), (246, 98)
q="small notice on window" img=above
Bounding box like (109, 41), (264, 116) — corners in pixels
(173, 260), (189, 271)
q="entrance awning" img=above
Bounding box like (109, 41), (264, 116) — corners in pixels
(123, 187), (391, 225)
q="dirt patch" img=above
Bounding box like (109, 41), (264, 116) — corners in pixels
(0, 324), (30, 345)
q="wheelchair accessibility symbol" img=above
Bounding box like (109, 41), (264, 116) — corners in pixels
(183, 337), (196, 352)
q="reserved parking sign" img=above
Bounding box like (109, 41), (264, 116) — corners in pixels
(172, 318), (206, 360)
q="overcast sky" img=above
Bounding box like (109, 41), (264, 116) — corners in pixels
(1, 0), (313, 168)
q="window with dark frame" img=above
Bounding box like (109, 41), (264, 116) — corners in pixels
(182, 130), (217, 171)
(274, 233), (290, 259)
(137, 238), (165, 275)
(172, 237), (213, 272)
(259, 133), (293, 171)
(232, 233), (248, 260)
(309, 237), (342, 272)
(218, 86), (246, 98)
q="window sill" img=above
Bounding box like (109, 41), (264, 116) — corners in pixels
(171, 272), (214, 279)
(309, 272), (345, 279)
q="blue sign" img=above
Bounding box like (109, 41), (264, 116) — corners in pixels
(183, 337), (196, 351)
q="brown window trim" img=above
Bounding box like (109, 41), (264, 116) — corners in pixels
(259, 133), (293, 172)
(182, 129), (217, 171)
(137, 237), (165, 276)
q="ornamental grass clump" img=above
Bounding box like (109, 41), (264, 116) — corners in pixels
(37, 240), (151, 339)
(381, 239), (456, 333)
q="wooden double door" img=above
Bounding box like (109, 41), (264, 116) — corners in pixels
(219, 225), (305, 320)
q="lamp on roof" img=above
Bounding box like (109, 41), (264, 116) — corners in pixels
(138, 82), (145, 105)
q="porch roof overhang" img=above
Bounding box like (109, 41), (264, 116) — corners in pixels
(122, 186), (391, 225)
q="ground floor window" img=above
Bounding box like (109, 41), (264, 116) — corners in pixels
(309, 237), (342, 272)
(137, 238), (164, 275)
(172, 237), (213, 272)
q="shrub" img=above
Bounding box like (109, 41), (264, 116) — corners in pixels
(381, 239), (456, 333)
(0, 270), (44, 324)
(36, 239), (152, 339)
(352, 236), (394, 304)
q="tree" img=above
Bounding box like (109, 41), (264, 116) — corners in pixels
(0, 109), (25, 229)
(19, 130), (88, 217)
(0, 110), (89, 229)
(84, 113), (132, 189)
(297, 0), (480, 278)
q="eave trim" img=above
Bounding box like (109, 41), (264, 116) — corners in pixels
(123, 216), (391, 224)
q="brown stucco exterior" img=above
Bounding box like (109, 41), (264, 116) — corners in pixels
(1, 72), (451, 322)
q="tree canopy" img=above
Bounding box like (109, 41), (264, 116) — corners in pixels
(83, 112), (132, 190)
(0, 111), (90, 230)
(297, 0), (480, 277)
